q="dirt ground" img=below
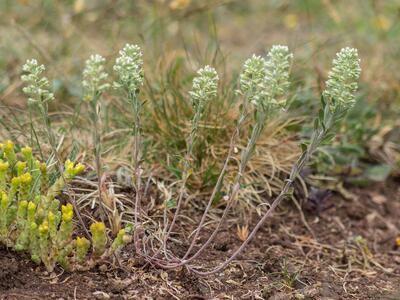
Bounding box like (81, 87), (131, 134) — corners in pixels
(0, 178), (399, 300)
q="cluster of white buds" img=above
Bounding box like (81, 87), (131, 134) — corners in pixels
(239, 45), (292, 110)
(113, 44), (144, 94)
(21, 59), (54, 104)
(189, 65), (219, 110)
(82, 54), (110, 102)
(239, 55), (267, 105)
(323, 47), (361, 110)
(260, 45), (293, 109)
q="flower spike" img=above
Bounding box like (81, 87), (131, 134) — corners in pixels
(324, 47), (361, 110)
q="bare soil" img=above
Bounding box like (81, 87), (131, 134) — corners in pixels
(0, 179), (399, 300)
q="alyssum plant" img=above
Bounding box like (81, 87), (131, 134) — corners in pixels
(16, 45), (360, 275)
(112, 44), (145, 251)
(82, 54), (110, 224)
(130, 46), (361, 275)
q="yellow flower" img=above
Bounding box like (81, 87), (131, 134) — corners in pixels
(73, 0), (85, 14)
(48, 211), (55, 223)
(284, 14), (298, 29)
(19, 200), (28, 209)
(76, 236), (88, 248)
(65, 160), (74, 173)
(21, 146), (32, 157)
(74, 163), (85, 175)
(16, 161), (27, 175)
(4, 140), (14, 153)
(396, 237), (400, 247)
(373, 15), (391, 31)
(90, 222), (106, 233)
(20, 173), (32, 184)
(1, 192), (9, 208)
(0, 160), (9, 172)
(169, 0), (190, 10)
(64, 160), (85, 178)
(61, 204), (74, 222)
(39, 221), (49, 234)
(11, 176), (21, 186)
(75, 236), (90, 262)
(28, 201), (36, 212)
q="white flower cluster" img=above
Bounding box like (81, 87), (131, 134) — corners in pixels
(82, 54), (110, 101)
(324, 47), (361, 110)
(189, 65), (219, 110)
(260, 45), (293, 108)
(113, 44), (144, 93)
(240, 45), (292, 110)
(21, 59), (54, 104)
(239, 55), (266, 104)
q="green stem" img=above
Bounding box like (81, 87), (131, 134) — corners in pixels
(89, 95), (107, 222)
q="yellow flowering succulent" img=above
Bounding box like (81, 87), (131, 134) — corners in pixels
(90, 222), (107, 257)
(0, 141), (131, 271)
(3, 140), (16, 166)
(75, 236), (90, 263)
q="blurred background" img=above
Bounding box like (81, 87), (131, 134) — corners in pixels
(1, 0), (400, 104)
(0, 0), (399, 208)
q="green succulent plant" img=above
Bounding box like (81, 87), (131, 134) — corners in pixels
(0, 140), (131, 272)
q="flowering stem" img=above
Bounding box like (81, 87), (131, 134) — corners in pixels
(179, 104), (249, 261)
(145, 66), (219, 262)
(129, 90), (143, 241)
(88, 95), (108, 222)
(112, 44), (144, 250)
(151, 103), (270, 268)
(149, 111), (248, 267)
(188, 105), (337, 275)
(21, 58), (90, 239)
(159, 106), (202, 259)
